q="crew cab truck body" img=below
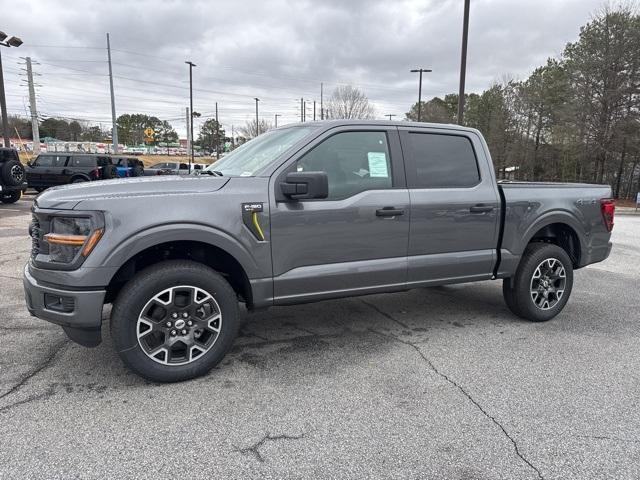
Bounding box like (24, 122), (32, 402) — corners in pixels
(23, 121), (614, 382)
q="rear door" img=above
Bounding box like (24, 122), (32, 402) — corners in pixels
(269, 126), (410, 303)
(399, 127), (500, 285)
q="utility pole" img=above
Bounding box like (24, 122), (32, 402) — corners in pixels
(457, 0), (471, 125)
(320, 82), (324, 120)
(313, 101), (316, 121)
(25, 57), (40, 154)
(1, 32), (24, 148)
(386, 114), (396, 121)
(215, 101), (219, 157)
(254, 97), (260, 136)
(300, 98), (304, 122)
(274, 114), (281, 128)
(106, 33), (118, 153)
(185, 61), (196, 169)
(185, 107), (190, 156)
(231, 124), (235, 148)
(410, 68), (432, 122)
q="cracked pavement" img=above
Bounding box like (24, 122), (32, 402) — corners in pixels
(1, 196), (639, 479)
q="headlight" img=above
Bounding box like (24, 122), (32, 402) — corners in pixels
(44, 217), (104, 263)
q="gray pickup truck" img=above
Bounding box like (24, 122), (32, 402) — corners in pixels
(23, 121), (614, 382)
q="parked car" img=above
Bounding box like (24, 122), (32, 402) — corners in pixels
(144, 161), (207, 176)
(24, 121), (614, 382)
(0, 147), (27, 204)
(114, 157), (144, 178)
(25, 153), (118, 190)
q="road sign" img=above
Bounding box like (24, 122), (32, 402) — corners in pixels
(144, 127), (155, 137)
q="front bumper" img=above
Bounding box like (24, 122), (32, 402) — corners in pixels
(23, 264), (105, 346)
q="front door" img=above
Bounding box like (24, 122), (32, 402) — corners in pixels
(41, 154), (69, 185)
(269, 127), (410, 304)
(399, 128), (500, 285)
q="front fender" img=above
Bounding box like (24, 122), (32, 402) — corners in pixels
(101, 222), (262, 279)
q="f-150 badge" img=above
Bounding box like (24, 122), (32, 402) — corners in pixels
(242, 203), (266, 241)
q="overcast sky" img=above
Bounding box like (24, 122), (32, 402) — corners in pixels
(2, 0), (606, 138)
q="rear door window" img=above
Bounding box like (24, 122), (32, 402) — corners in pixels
(404, 133), (480, 188)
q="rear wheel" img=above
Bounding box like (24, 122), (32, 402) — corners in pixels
(132, 165), (144, 177)
(110, 260), (240, 382)
(72, 177), (87, 183)
(102, 165), (117, 179)
(502, 243), (573, 322)
(0, 190), (21, 204)
(1, 160), (25, 186)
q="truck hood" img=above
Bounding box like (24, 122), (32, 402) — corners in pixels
(35, 175), (230, 210)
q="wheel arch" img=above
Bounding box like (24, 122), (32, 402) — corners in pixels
(524, 217), (583, 268)
(105, 239), (254, 308)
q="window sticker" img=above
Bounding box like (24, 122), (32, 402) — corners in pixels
(367, 152), (389, 178)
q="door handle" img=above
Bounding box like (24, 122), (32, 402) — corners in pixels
(376, 207), (405, 217)
(470, 204), (494, 213)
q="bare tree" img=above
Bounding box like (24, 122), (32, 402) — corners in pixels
(239, 119), (274, 139)
(326, 85), (376, 120)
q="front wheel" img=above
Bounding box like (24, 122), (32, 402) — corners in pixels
(503, 243), (573, 322)
(110, 260), (240, 382)
(1, 190), (21, 204)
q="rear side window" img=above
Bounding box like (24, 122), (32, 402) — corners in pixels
(69, 156), (96, 167)
(97, 157), (112, 167)
(405, 133), (480, 188)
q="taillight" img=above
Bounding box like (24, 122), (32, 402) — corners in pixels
(90, 167), (101, 179)
(600, 198), (615, 232)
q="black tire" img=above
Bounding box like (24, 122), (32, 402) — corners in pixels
(110, 260), (240, 382)
(102, 164), (117, 179)
(72, 177), (88, 183)
(132, 165), (144, 177)
(34, 186), (46, 193)
(503, 243), (573, 322)
(0, 190), (21, 204)
(1, 159), (25, 186)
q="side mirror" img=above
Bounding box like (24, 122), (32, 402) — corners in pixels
(280, 171), (328, 200)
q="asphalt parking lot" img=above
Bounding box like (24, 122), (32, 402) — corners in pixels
(1, 195), (639, 479)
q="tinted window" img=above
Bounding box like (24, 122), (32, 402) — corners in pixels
(68, 155), (96, 167)
(297, 131), (393, 200)
(34, 155), (54, 167)
(35, 155), (66, 167)
(115, 158), (128, 166)
(406, 133), (479, 188)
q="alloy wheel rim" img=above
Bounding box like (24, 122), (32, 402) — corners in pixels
(10, 164), (24, 183)
(137, 285), (222, 365)
(529, 257), (566, 310)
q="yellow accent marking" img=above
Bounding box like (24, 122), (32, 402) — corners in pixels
(252, 212), (265, 241)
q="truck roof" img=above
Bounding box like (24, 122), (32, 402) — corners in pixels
(280, 119), (477, 132)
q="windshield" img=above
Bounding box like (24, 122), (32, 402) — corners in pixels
(205, 126), (318, 176)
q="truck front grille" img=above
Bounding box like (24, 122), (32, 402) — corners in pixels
(30, 214), (44, 259)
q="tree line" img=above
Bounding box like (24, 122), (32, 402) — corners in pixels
(405, 6), (640, 199)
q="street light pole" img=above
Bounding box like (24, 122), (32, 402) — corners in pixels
(0, 31), (23, 148)
(185, 61), (196, 169)
(410, 68), (432, 122)
(386, 114), (396, 121)
(254, 97), (260, 136)
(106, 33), (118, 153)
(274, 114), (281, 128)
(457, 0), (471, 125)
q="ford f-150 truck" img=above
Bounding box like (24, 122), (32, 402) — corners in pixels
(23, 121), (614, 382)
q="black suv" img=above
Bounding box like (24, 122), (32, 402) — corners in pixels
(0, 147), (27, 204)
(26, 153), (120, 190)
